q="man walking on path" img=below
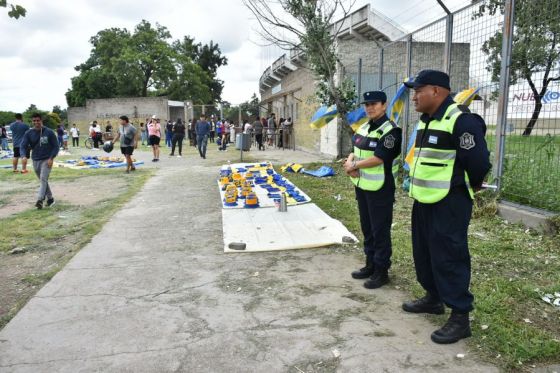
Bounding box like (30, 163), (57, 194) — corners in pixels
(10, 113), (31, 174)
(20, 113), (59, 209)
(195, 114), (210, 159)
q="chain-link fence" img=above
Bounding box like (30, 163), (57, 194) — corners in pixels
(352, 0), (559, 213)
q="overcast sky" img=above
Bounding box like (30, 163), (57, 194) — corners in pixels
(0, 0), (468, 112)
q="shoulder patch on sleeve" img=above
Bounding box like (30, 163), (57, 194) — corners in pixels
(384, 134), (395, 149)
(459, 132), (475, 150)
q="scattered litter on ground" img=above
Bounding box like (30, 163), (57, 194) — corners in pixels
(456, 353), (465, 359)
(280, 162), (304, 173)
(481, 324), (489, 330)
(302, 165), (336, 178)
(9, 247), (27, 255)
(334, 194), (342, 201)
(541, 292), (560, 308)
(523, 318), (533, 324)
(331, 349), (341, 358)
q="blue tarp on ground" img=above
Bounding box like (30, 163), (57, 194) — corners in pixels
(302, 166), (335, 178)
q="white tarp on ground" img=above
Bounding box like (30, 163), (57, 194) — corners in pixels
(222, 203), (357, 253)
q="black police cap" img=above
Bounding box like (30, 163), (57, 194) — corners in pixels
(404, 69), (451, 90)
(361, 91), (387, 104)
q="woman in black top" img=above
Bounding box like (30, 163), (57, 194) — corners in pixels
(170, 118), (186, 157)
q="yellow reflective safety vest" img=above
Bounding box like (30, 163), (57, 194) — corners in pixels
(409, 103), (475, 203)
(351, 120), (399, 191)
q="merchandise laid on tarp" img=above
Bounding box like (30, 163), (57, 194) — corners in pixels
(218, 161), (357, 252)
(0, 150), (14, 160)
(54, 156), (144, 170)
(302, 166), (335, 178)
(217, 162), (311, 209)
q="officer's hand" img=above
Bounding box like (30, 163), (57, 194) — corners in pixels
(347, 169), (359, 178)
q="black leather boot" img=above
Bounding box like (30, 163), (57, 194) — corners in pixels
(351, 256), (375, 279)
(431, 311), (471, 344)
(402, 293), (445, 314)
(363, 267), (389, 289)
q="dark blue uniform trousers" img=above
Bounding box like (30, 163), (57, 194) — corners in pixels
(355, 187), (393, 270)
(412, 188), (474, 313)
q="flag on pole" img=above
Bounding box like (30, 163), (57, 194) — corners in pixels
(345, 106), (368, 131)
(387, 78), (414, 124)
(309, 105), (337, 129)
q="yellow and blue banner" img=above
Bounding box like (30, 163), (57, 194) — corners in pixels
(309, 105), (337, 129)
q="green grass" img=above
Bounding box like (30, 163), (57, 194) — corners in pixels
(487, 134), (560, 212)
(288, 162), (560, 371)
(0, 168), (154, 329)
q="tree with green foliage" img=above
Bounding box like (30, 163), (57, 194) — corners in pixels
(52, 105), (67, 122)
(475, 0), (560, 136)
(0, 0), (26, 19)
(243, 0), (356, 157)
(222, 94), (261, 123)
(66, 21), (228, 107)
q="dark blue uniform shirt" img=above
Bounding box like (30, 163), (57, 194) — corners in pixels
(419, 96), (491, 190)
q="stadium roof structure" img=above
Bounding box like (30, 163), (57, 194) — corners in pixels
(259, 4), (406, 91)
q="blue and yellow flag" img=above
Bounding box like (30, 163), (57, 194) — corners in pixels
(403, 87), (480, 170)
(387, 78), (413, 123)
(309, 105), (337, 129)
(345, 106), (368, 131)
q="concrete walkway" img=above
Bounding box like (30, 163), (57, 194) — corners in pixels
(0, 146), (497, 372)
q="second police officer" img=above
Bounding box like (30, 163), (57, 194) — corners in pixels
(344, 91), (402, 289)
(402, 70), (491, 344)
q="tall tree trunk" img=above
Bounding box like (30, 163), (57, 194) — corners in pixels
(142, 69), (152, 97)
(522, 97), (542, 136)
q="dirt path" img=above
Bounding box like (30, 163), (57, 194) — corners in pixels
(0, 147), (497, 372)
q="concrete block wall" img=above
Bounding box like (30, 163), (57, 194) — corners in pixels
(68, 97), (170, 136)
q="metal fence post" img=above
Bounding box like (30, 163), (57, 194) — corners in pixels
(493, 0), (515, 190)
(402, 34), (413, 161)
(443, 13), (454, 74)
(378, 48), (384, 90)
(357, 58), (362, 99)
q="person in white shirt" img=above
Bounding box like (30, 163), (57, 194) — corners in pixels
(70, 124), (80, 147)
(243, 120), (252, 134)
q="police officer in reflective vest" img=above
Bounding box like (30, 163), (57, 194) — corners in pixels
(403, 70), (491, 344)
(344, 91), (402, 289)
